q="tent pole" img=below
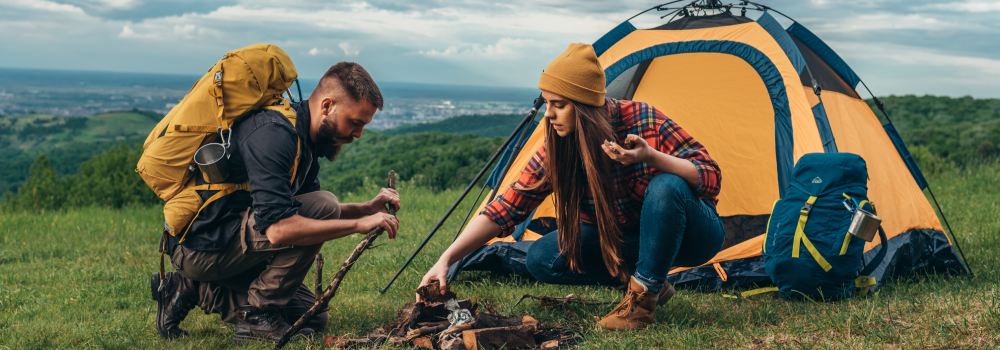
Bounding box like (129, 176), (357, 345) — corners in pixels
(444, 110), (539, 282)
(859, 80), (974, 277)
(378, 96), (545, 294)
(626, 0), (690, 22)
(926, 185), (972, 276)
(483, 109), (538, 204)
(449, 118), (535, 242)
(450, 182), (490, 241)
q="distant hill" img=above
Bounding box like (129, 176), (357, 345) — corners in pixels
(0, 110), (158, 193)
(320, 132), (504, 193)
(2, 95), (998, 196)
(870, 95), (999, 166)
(386, 114), (526, 137)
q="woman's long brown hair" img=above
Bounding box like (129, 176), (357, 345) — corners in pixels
(523, 99), (625, 280)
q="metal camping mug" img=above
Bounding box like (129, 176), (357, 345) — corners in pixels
(193, 142), (232, 183)
(847, 208), (881, 242)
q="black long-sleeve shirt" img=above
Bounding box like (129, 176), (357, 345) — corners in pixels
(166, 101), (320, 252)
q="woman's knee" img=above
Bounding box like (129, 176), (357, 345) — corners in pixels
(525, 236), (563, 283)
(646, 173), (694, 201)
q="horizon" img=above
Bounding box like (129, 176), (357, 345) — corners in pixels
(4, 65), (994, 100)
(0, 66), (538, 91)
(2, 1), (1000, 98)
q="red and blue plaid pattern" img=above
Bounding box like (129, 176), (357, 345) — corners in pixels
(483, 98), (722, 237)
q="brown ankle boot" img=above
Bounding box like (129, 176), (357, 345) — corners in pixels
(658, 281), (676, 306)
(598, 277), (664, 331)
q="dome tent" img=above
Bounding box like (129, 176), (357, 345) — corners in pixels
(447, 0), (970, 291)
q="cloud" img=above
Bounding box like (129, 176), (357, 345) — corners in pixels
(7, 0), (87, 14)
(339, 42), (360, 57)
(0, 0), (998, 95)
(307, 47), (326, 56)
(117, 20), (216, 40)
(55, 0), (238, 21)
(417, 37), (545, 59)
(833, 40), (1000, 76)
(305, 43), (359, 57)
(810, 12), (974, 33)
(919, 1), (1000, 12)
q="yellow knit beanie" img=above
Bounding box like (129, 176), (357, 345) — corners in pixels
(538, 43), (606, 107)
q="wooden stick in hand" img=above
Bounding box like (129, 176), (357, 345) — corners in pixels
(275, 170), (399, 349)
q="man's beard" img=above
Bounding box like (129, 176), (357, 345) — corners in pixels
(315, 118), (347, 161)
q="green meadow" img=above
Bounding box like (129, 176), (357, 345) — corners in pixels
(1, 162), (998, 349)
(2, 96), (998, 348)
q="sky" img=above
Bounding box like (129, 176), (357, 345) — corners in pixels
(1, 0), (999, 97)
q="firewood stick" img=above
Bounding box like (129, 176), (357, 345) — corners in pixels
(275, 170), (398, 349)
(404, 322), (449, 341)
(313, 254), (324, 298)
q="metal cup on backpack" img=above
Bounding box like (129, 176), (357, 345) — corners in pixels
(847, 208), (881, 242)
(193, 128), (234, 183)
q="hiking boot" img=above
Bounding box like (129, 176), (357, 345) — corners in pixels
(233, 307), (314, 344)
(658, 281), (676, 306)
(150, 272), (197, 339)
(598, 276), (664, 331)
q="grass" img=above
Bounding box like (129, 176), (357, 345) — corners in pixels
(1, 164), (998, 349)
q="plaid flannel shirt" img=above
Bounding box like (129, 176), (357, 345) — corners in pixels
(482, 98), (722, 237)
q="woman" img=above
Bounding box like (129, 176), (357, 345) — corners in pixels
(419, 43), (725, 330)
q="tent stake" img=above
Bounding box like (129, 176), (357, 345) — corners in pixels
(379, 96), (545, 294)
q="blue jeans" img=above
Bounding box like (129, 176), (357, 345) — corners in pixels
(524, 173), (725, 289)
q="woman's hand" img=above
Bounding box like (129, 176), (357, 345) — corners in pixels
(418, 260), (450, 301)
(414, 215), (502, 301)
(602, 134), (652, 165)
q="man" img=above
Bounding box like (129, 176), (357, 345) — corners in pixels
(151, 62), (400, 343)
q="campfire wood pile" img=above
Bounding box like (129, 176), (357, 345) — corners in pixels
(326, 285), (577, 349)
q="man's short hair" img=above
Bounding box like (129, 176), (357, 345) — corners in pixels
(320, 62), (384, 110)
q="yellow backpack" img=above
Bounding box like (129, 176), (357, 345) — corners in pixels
(137, 43), (302, 243)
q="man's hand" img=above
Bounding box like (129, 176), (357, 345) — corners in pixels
(602, 134), (652, 166)
(356, 212), (399, 239)
(367, 188), (401, 214)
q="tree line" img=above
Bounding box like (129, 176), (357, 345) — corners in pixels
(2, 94), (997, 211)
(1, 132), (503, 211)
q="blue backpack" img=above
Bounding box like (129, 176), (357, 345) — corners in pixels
(762, 153), (888, 301)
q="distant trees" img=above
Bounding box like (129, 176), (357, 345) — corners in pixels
(2, 95), (999, 211)
(2, 155), (64, 211)
(2, 133), (504, 211)
(321, 132), (503, 193)
(65, 143), (158, 208)
(870, 95), (1000, 165)
(386, 114), (524, 137)
(2, 144), (158, 211)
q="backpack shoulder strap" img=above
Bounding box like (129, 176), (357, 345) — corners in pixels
(263, 100), (302, 186)
(792, 195), (833, 272)
(176, 100), (301, 244)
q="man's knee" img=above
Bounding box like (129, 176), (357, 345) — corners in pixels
(295, 191), (341, 220)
